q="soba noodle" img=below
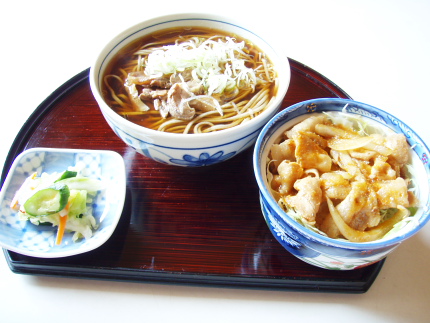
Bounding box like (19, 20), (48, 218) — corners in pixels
(102, 27), (278, 134)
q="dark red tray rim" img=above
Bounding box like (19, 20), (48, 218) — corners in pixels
(1, 59), (384, 293)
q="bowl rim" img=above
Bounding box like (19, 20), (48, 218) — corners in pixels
(89, 12), (291, 143)
(253, 97), (430, 250)
(0, 147), (126, 258)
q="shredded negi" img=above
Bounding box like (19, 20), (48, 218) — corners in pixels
(141, 36), (259, 96)
(10, 165), (105, 245)
(267, 110), (419, 242)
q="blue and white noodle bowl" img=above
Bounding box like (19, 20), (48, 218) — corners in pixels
(253, 98), (430, 270)
(90, 13), (290, 167)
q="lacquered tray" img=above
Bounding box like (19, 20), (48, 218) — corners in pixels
(1, 59), (384, 293)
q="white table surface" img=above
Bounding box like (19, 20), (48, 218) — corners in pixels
(1, 1), (429, 322)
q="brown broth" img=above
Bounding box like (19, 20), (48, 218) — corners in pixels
(101, 26), (276, 133)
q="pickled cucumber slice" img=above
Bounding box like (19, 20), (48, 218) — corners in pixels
(55, 170), (78, 182)
(24, 183), (70, 216)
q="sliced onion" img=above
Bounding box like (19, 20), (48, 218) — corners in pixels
(326, 197), (410, 242)
(362, 141), (393, 156)
(328, 136), (373, 151)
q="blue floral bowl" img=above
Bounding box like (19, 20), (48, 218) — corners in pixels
(0, 148), (126, 258)
(89, 13), (290, 167)
(253, 98), (430, 270)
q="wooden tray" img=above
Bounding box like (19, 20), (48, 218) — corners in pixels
(1, 59), (384, 293)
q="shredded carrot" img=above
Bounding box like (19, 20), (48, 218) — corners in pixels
(10, 198), (19, 211)
(55, 203), (70, 245)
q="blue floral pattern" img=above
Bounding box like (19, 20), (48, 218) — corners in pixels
(271, 220), (302, 249)
(170, 151), (236, 167)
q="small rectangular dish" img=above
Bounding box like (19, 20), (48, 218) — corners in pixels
(0, 148), (126, 258)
